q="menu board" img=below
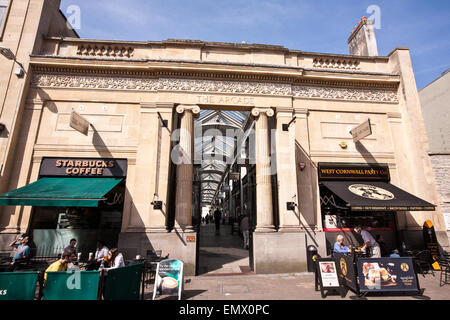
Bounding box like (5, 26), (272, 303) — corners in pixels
(357, 257), (419, 293)
(318, 260), (340, 288)
(152, 259), (184, 300)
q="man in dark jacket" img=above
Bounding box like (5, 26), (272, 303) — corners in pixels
(214, 208), (222, 235)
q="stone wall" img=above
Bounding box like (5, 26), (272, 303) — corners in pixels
(430, 154), (450, 244)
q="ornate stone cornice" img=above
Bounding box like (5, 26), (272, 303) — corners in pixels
(31, 72), (399, 104)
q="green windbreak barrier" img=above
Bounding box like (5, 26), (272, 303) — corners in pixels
(0, 271), (39, 300)
(43, 270), (100, 300)
(0, 177), (123, 207)
(104, 263), (143, 300)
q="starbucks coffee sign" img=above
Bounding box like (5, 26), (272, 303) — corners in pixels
(39, 157), (127, 177)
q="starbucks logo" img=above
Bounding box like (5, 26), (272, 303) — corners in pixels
(348, 184), (394, 201)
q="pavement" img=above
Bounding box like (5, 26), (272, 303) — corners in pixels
(145, 223), (450, 300)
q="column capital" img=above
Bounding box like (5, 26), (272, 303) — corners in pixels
(176, 104), (200, 117)
(251, 107), (274, 118)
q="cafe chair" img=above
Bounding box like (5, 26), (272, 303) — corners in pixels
(412, 250), (434, 277)
(437, 255), (449, 286)
(143, 250), (169, 288)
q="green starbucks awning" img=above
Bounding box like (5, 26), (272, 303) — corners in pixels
(0, 177), (123, 207)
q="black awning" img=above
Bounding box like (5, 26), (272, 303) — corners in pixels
(321, 181), (436, 211)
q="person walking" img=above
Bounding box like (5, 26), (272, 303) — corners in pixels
(214, 208), (222, 235)
(240, 215), (249, 249)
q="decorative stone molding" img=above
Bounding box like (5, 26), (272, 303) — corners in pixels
(31, 74), (399, 103)
(313, 58), (360, 70)
(292, 85), (398, 103)
(77, 44), (134, 58)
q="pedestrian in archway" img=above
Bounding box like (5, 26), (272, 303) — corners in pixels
(214, 207), (222, 235)
(240, 214), (249, 249)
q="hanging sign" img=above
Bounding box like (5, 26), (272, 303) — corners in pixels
(357, 257), (420, 293)
(350, 119), (372, 142)
(152, 259), (184, 300)
(70, 110), (90, 135)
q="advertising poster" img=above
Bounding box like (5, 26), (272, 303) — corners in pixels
(357, 257), (419, 293)
(153, 259), (184, 300)
(334, 253), (358, 293)
(318, 261), (340, 288)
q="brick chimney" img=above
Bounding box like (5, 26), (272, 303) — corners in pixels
(348, 17), (378, 56)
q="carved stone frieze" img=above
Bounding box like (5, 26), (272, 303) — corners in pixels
(292, 85), (398, 103)
(31, 73), (398, 103)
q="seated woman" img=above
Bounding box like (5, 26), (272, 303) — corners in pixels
(105, 248), (125, 270)
(333, 235), (351, 254)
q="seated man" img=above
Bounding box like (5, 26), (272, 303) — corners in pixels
(333, 235), (351, 254)
(44, 249), (76, 285)
(9, 235), (31, 270)
(390, 249), (401, 258)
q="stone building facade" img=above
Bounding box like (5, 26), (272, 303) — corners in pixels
(419, 70), (450, 239)
(0, 1), (448, 275)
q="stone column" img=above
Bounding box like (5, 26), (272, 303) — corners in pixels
(174, 105), (200, 233)
(251, 107), (276, 232)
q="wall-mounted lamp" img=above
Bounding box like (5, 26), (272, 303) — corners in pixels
(0, 46), (26, 78)
(298, 162), (306, 171)
(282, 116), (296, 131)
(286, 202), (297, 211)
(151, 193), (162, 210)
(157, 111), (168, 128)
(152, 201), (162, 210)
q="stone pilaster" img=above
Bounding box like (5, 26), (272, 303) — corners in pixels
(251, 107), (276, 232)
(174, 104), (200, 233)
(275, 107), (302, 232)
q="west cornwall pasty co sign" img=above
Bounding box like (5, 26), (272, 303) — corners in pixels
(39, 158), (127, 177)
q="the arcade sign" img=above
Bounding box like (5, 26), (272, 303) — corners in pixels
(39, 157), (127, 177)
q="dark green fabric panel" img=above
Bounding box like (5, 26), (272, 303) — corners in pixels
(43, 271), (100, 300)
(104, 263), (143, 300)
(0, 177), (122, 207)
(0, 272), (39, 300)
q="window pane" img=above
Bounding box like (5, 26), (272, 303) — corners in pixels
(0, 6), (6, 28)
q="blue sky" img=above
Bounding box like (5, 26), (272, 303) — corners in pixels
(60, 0), (449, 90)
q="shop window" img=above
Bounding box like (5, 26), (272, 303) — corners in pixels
(29, 181), (126, 253)
(0, 1), (10, 38)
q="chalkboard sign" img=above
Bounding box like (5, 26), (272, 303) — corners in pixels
(423, 220), (441, 270)
(315, 258), (344, 298)
(152, 259), (184, 300)
(357, 257), (420, 294)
